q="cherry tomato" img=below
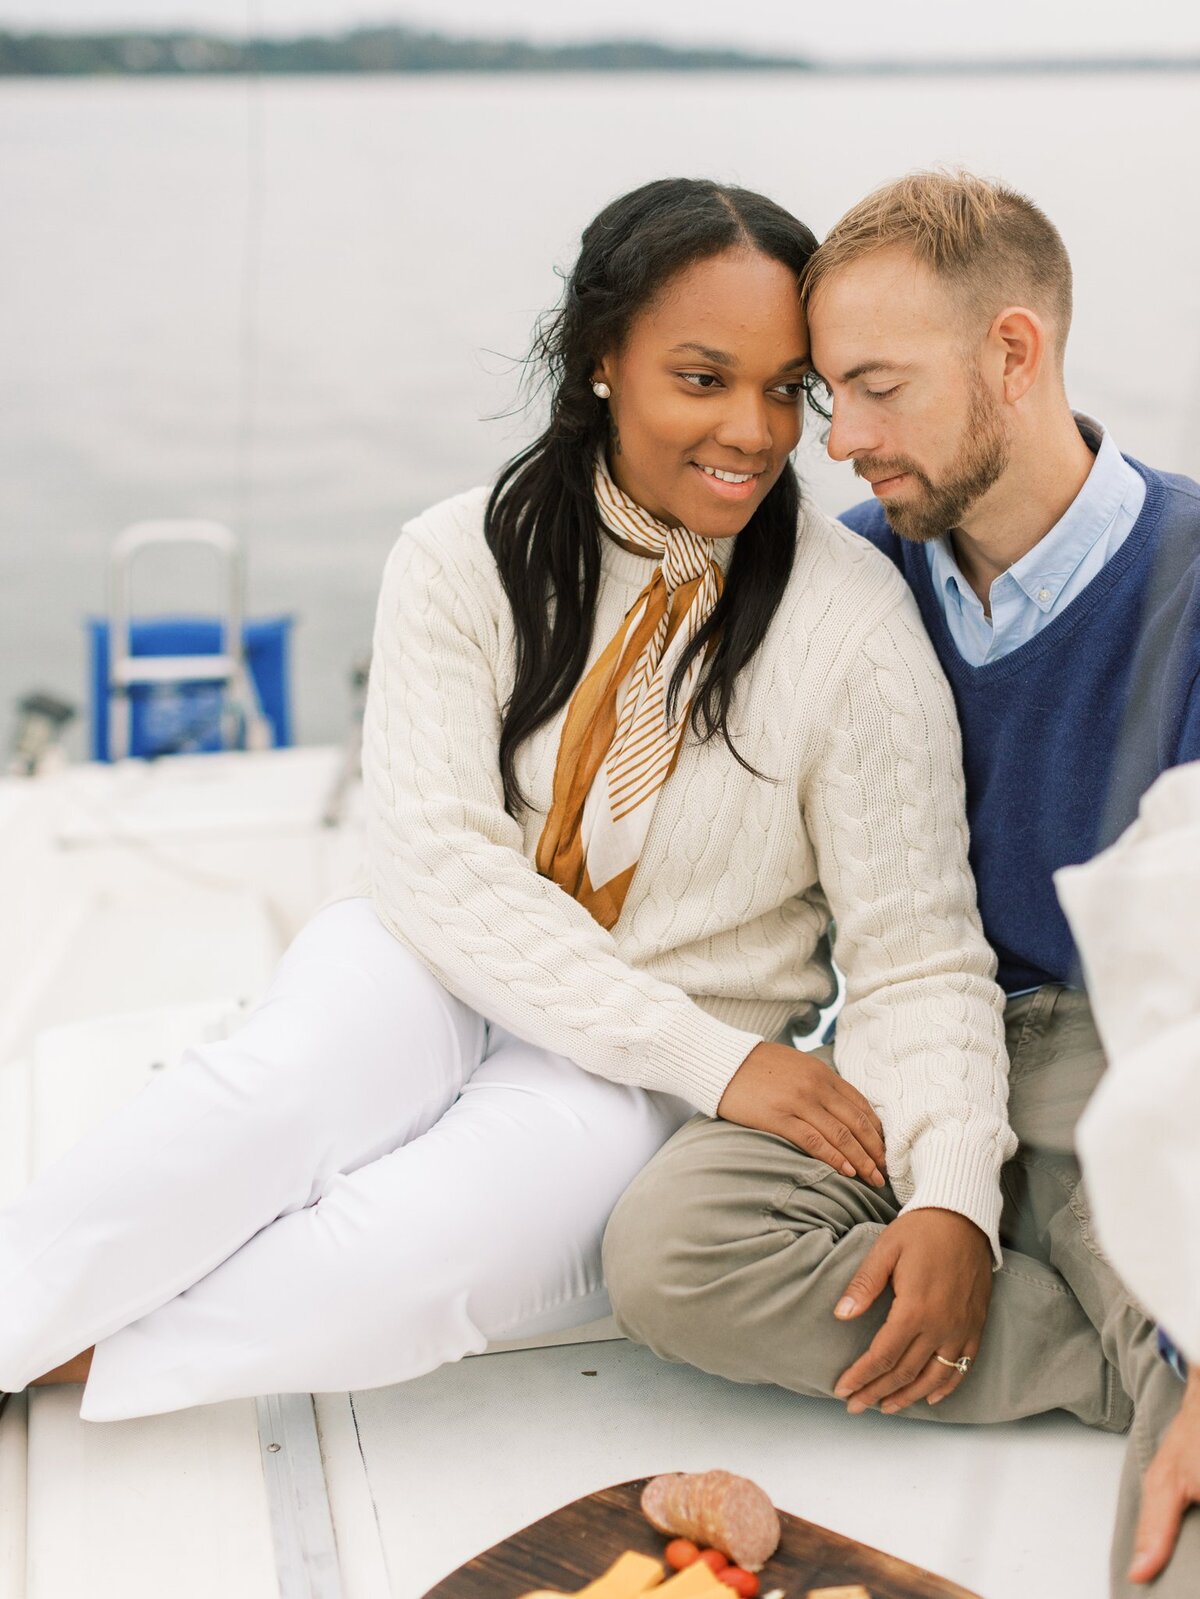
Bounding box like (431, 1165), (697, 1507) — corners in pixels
(697, 1548), (729, 1572)
(664, 1538), (700, 1570)
(717, 1569), (759, 1597)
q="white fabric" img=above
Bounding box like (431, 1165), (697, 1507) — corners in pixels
(363, 487), (1014, 1254)
(1056, 760), (1200, 1364)
(0, 899), (691, 1419)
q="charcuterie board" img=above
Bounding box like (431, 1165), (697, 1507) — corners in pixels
(422, 1479), (982, 1598)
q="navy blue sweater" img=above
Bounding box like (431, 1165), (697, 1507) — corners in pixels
(841, 460), (1200, 992)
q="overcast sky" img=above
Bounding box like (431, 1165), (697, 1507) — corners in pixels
(6, 0), (1200, 59)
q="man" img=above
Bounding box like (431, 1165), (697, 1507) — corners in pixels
(602, 171), (1200, 1596)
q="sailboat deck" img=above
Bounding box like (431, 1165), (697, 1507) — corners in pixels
(0, 750), (1125, 1598)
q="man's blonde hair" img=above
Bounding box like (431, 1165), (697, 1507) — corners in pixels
(803, 169), (1073, 358)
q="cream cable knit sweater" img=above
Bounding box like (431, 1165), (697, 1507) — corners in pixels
(363, 486), (1016, 1257)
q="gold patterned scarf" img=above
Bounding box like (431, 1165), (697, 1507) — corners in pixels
(535, 452), (724, 928)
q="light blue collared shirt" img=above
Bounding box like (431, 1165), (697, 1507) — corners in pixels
(925, 414), (1147, 667)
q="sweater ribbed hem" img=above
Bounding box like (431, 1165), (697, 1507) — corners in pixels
(693, 995), (815, 1045)
(898, 1125), (1008, 1268)
(643, 1006), (764, 1117)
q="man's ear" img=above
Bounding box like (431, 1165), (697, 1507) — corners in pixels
(990, 306), (1045, 404)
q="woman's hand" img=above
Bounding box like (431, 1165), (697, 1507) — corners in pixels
(831, 1208), (993, 1414)
(717, 1041), (887, 1186)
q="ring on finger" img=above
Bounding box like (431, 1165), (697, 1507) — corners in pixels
(934, 1353), (973, 1376)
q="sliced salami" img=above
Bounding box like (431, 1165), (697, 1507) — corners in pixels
(639, 1469), (782, 1571)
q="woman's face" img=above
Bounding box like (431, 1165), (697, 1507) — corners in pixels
(594, 247), (811, 538)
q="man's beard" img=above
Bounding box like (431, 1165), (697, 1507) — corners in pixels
(855, 375), (1010, 544)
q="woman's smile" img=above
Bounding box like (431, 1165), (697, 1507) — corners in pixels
(689, 461), (764, 502)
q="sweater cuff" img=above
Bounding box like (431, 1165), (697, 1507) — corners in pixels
(641, 1007), (763, 1116)
(898, 1124), (1007, 1268)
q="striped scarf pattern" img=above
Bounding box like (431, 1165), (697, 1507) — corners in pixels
(535, 452), (724, 928)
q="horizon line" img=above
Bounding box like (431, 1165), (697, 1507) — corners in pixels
(1, 24), (1198, 77)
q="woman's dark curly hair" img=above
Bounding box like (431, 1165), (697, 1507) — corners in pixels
(486, 177), (821, 815)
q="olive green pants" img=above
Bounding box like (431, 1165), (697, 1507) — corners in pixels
(603, 987), (1198, 1597)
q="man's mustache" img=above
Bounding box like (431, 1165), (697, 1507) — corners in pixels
(853, 455), (923, 483)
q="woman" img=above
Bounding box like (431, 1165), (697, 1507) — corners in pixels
(0, 178), (1009, 1421)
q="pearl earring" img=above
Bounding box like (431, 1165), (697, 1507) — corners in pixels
(591, 380), (611, 400)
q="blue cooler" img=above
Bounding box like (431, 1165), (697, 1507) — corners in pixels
(87, 615), (293, 761)
(91, 519), (295, 762)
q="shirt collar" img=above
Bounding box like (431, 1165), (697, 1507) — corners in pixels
(928, 529), (976, 611)
(928, 413), (1139, 615)
(1002, 413), (1136, 612)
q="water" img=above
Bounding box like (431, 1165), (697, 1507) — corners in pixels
(2, 71), (1198, 749)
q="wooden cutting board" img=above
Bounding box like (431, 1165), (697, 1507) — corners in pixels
(423, 1478), (982, 1598)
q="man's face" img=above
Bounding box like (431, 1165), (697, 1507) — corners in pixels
(808, 246), (1010, 542)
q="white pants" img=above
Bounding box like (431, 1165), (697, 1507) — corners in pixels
(0, 899), (693, 1420)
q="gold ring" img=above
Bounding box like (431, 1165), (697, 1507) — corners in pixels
(934, 1354), (973, 1375)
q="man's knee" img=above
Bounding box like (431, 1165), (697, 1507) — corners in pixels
(602, 1118), (873, 1361)
(602, 1152), (698, 1349)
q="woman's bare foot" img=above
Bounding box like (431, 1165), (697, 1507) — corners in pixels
(29, 1347), (94, 1386)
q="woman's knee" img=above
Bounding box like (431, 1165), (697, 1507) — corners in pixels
(229, 899), (483, 1096)
(274, 899), (453, 1023)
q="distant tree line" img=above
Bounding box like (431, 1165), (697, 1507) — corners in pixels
(0, 26), (1195, 77)
(0, 26), (809, 76)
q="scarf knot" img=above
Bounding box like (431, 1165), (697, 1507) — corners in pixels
(535, 453), (724, 928)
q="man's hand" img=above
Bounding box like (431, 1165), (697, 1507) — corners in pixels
(1129, 1366), (1200, 1584)
(832, 1208), (992, 1414)
(718, 1042), (887, 1187)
